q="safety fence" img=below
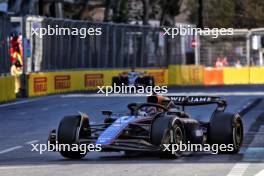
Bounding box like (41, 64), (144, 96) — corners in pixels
(199, 30), (249, 67)
(24, 16), (194, 72)
(0, 75), (16, 103)
(199, 28), (264, 67)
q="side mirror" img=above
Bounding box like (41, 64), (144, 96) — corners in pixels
(127, 103), (139, 115)
(102, 110), (113, 116)
(216, 101), (226, 112)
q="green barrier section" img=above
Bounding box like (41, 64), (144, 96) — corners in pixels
(0, 76), (16, 103)
(223, 67), (250, 84)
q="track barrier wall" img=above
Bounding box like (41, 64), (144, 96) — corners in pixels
(21, 66), (264, 97)
(204, 68), (224, 85)
(28, 69), (168, 97)
(169, 65), (264, 86)
(249, 67), (264, 84)
(168, 65), (204, 86)
(0, 76), (16, 103)
(223, 67), (250, 85)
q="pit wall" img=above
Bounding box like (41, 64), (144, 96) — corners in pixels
(0, 75), (16, 103)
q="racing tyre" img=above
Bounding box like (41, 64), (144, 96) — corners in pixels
(57, 115), (90, 159)
(151, 115), (185, 158)
(209, 112), (243, 154)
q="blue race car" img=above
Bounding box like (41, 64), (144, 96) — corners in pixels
(112, 71), (155, 87)
(48, 95), (243, 159)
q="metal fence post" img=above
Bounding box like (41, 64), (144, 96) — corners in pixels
(246, 31), (251, 66)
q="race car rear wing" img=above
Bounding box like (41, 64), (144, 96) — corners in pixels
(168, 96), (226, 107)
(147, 95), (227, 112)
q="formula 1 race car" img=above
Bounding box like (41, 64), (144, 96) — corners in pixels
(112, 71), (155, 87)
(48, 95), (243, 159)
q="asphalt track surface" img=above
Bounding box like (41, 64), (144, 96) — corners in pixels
(0, 85), (263, 176)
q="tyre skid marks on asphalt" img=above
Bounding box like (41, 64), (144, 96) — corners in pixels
(227, 114), (264, 176)
(41, 107), (49, 111)
(242, 126), (264, 162)
(18, 111), (27, 115)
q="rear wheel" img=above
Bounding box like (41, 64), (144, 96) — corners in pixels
(209, 112), (243, 153)
(57, 115), (90, 159)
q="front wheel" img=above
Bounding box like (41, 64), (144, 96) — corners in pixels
(151, 115), (185, 158)
(57, 115), (90, 159)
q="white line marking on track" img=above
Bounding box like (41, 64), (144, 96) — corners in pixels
(226, 163), (250, 176)
(0, 95), (58, 108)
(254, 169), (264, 176)
(25, 140), (39, 145)
(0, 100), (33, 108)
(0, 146), (23, 154)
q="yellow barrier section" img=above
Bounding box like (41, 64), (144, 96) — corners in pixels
(28, 69), (168, 97)
(189, 65), (204, 85)
(137, 69), (168, 86)
(28, 70), (110, 97)
(168, 65), (204, 85)
(168, 65), (178, 85)
(250, 67), (264, 84)
(0, 76), (4, 102)
(25, 66), (264, 97)
(223, 67), (250, 84)
(0, 76), (16, 103)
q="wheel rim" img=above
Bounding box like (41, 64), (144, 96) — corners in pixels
(174, 127), (183, 144)
(173, 126), (183, 156)
(233, 121), (242, 147)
